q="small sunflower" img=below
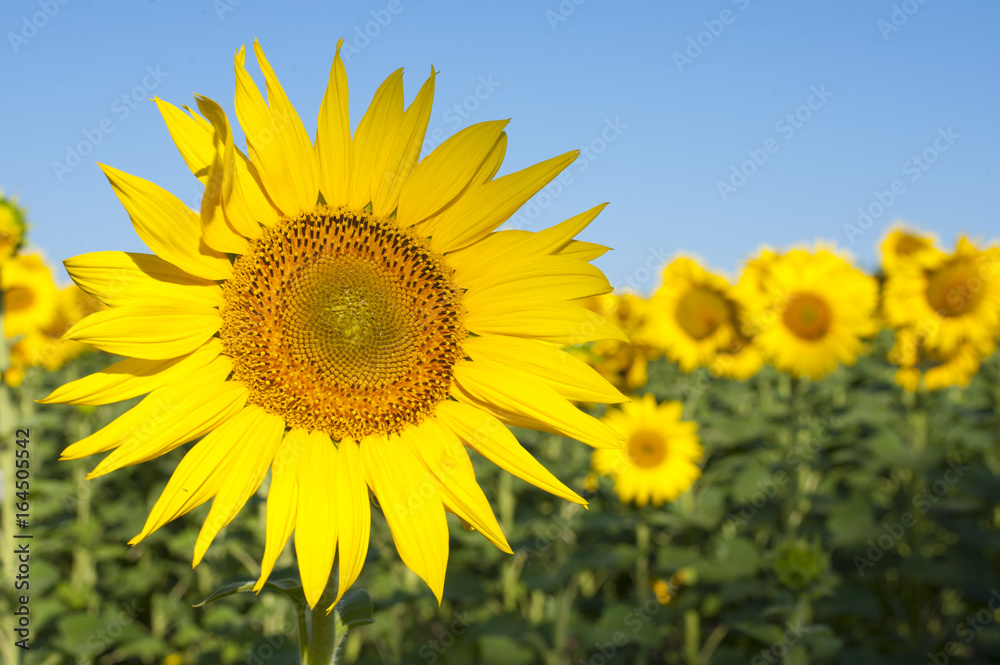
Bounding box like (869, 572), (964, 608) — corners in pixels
(884, 236), (1000, 357)
(749, 246), (878, 380)
(646, 257), (736, 373)
(592, 394), (702, 507)
(2, 252), (60, 338)
(890, 326), (988, 392)
(879, 224), (938, 275)
(0, 194), (27, 264)
(44, 41), (626, 609)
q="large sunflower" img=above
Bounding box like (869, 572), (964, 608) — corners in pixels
(646, 257), (737, 372)
(43, 41), (626, 609)
(749, 247), (878, 380)
(591, 394), (701, 507)
(883, 236), (1000, 357)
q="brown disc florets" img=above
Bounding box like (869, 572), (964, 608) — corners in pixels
(221, 206), (465, 439)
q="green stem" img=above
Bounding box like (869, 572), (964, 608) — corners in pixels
(635, 520), (650, 604)
(306, 571), (343, 665)
(684, 609), (700, 665)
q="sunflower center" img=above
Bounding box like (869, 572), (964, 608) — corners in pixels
(4, 286), (34, 313)
(221, 206), (465, 440)
(925, 261), (982, 317)
(675, 287), (730, 340)
(783, 293), (832, 341)
(895, 234), (927, 257)
(627, 431), (667, 468)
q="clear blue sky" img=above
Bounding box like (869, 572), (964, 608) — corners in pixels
(1, 0), (997, 294)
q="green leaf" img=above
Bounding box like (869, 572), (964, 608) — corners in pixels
(336, 588), (374, 629)
(194, 578), (304, 608)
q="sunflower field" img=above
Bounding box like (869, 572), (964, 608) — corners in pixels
(4, 155), (1000, 665)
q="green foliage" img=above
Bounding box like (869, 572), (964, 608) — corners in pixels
(7, 334), (1000, 664)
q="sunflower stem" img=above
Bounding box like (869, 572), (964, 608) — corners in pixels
(635, 519), (650, 605)
(305, 571), (343, 665)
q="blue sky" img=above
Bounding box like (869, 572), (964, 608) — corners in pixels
(1, 0), (997, 294)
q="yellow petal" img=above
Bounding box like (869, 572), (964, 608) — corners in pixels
(424, 150), (578, 254)
(465, 301), (627, 345)
(453, 361), (622, 449)
(196, 94), (278, 237)
(558, 239), (610, 261)
(99, 164), (232, 281)
(448, 203), (607, 279)
(434, 401), (585, 506)
(193, 98), (250, 255)
(329, 439), (370, 609)
(295, 430), (338, 609)
(316, 39), (352, 208)
(193, 407), (285, 566)
(86, 362), (246, 478)
(370, 67), (435, 216)
(154, 97), (215, 182)
(129, 405), (259, 545)
(64, 251), (223, 309)
(462, 335), (626, 404)
(462, 255), (612, 309)
(347, 69), (403, 210)
(361, 432), (448, 604)
(398, 120), (509, 226)
(409, 419), (511, 554)
(40, 338), (223, 406)
(234, 43), (319, 216)
(63, 305), (221, 360)
(255, 430), (304, 592)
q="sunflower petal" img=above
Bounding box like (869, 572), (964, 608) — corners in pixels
(64, 251), (223, 309)
(234, 43), (319, 216)
(193, 406), (285, 566)
(295, 430), (338, 609)
(86, 363), (246, 478)
(462, 255), (612, 307)
(398, 120), (509, 226)
(330, 439), (370, 609)
(254, 430), (304, 592)
(316, 39), (352, 207)
(424, 150), (579, 253)
(40, 338), (223, 406)
(129, 405), (258, 545)
(362, 433), (448, 604)
(63, 305), (221, 360)
(347, 69), (403, 210)
(453, 361), (622, 449)
(466, 301), (627, 345)
(410, 419), (511, 554)
(434, 401), (585, 506)
(370, 67), (435, 216)
(462, 335), (626, 404)
(100, 164), (232, 281)
(154, 97), (215, 182)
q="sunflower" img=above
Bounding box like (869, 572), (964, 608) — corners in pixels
(748, 246), (878, 380)
(0, 194), (27, 264)
(2, 252), (60, 339)
(591, 394), (701, 507)
(43, 41), (627, 609)
(645, 257), (737, 373)
(889, 327), (989, 392)
(879, 224), (938, 275)
(883, 236), (1000, 357)
(578, 292), (654, 391)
